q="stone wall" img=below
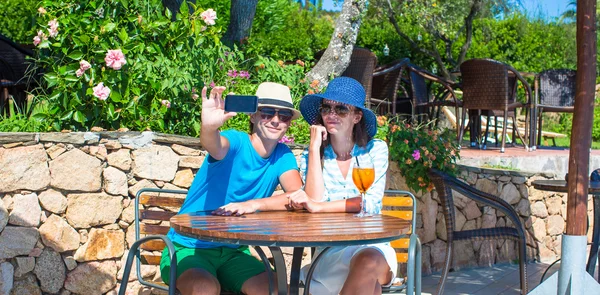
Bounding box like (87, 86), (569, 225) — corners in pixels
(0, 132), (588, 294)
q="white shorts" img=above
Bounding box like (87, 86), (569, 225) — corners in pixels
(300, 243), (397, 295)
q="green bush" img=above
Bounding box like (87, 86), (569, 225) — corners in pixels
(245, 0), (334, 61)
(0, 0), (38, 44)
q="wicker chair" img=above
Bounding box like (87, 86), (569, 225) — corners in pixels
(459, 59), (533, 152)
(315, 47), (378, 101)
(370, 58), (410, 115)
(428, 169), (528, 295)
(535, 69), (576, 146)
(406, 63), (461, 137)
(0, 34), (34, 116)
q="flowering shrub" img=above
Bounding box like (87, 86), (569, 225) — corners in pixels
(387, 119), (460, 193)
(26, 0), (314, 139)
(30, 0), (229, 134)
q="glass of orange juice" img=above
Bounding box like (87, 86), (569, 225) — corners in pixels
(352, 154), (375, 217)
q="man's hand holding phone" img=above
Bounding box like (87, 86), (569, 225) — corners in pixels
(201, 86), (236, 131)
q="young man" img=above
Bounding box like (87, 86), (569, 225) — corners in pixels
(160, 83), (303, 295)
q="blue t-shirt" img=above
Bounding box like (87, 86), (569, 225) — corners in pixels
(168, 130), (298, 248)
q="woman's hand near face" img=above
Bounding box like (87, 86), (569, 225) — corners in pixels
(309, 125), (327, 152)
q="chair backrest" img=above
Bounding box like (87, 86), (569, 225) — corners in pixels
(407, 65), (430, 107)
(0, 34), (34, 85)
(135, 188), (187, 266)
(537, 69), (576, 107)
(381, 190), (416, 264)
(313, 47), (377, 100)
(341, 47), (378, 100)
(372, 59), (409, 100)
(371, 59), (410, 114)
(460, 59), (516, 110)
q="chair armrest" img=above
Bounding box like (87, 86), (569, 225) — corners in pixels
(408, 64), (461, 105)
(373, 58), (410, 77)
(506, 65), (533, 106)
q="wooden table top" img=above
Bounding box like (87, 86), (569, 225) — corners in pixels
(532, 179), (600, 194)
(170, 211), (412, 247)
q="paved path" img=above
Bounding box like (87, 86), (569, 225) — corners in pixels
(416, 262), (598, 294)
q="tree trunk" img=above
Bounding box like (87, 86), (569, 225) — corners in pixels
(222, 0), (259, 48)
(162, 0), (195, 20)
(305, 0), (368, 88)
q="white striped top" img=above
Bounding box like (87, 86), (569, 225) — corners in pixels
(299, 139), (389, 214)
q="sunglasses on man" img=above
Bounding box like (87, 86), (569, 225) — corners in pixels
(259, 107), (294, 123)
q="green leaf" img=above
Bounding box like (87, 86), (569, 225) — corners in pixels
(31, 113), (49, 122)
(60, 110), (73, 120)
(118, 29), (129, 43)
(74, 111), (86, 123)
(110, 91), (122, 103)
(104, 22), (117, 32)
(179, 1), (189, 15)
(107, 103), (116, 119)
(68, 50), (84, 60)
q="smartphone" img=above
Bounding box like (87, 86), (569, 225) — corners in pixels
(224, 95), (258, 114)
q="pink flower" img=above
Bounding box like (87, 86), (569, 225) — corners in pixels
(76, 68), (85, 77)
(200, 9), (217, 26)
(38, 7), (47, 14)
(33, 31), (46, 46)
(279, 135), (294, 144)
(92, 83), (111, 101)
(79, 60), (91, 71)
(209, 81), (215, 88)
(161, 100), (171, 108)
(238, 71), (250, 79)
(412, 150), (421, 161)
(227, 69), (238, 78)
(48, 19), (59, 31)
(48, 19), (59, 38)
(104, 49), (127, 70)
(191, 93), (199, 100)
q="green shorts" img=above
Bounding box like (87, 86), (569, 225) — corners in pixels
(160, 243), (266, 294)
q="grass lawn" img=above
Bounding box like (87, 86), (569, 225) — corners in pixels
(548, 136), (600, 149)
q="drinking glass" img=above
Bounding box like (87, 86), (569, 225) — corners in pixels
(352, 154), (375, 217)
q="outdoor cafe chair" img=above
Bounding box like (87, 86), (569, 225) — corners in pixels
(459, 58), (533, 152)
(0, 34), (34, 116)
(535, 69), (576, 146)
(315, 47), (378, 101)
(301, 189), (423, 294)
(429, 169), (528, 295)
(406, 63), (462, 139)
(370, 58), (410, 115)
(118, 188), (183, 295)
(380, 190), (422, 294)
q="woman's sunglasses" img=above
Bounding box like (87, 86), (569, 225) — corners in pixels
(319, 103), (353, 117)
(259, 107), (293, 123)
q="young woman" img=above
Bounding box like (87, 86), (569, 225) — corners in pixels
(289, 77), (396, 295)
